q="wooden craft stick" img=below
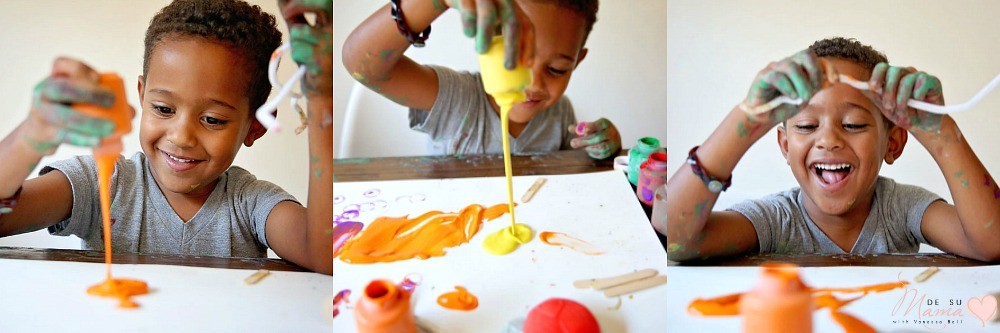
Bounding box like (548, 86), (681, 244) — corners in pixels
(603, 275), (667, 298)
(521, 178), (547, 203)
(914, 266), (939, 283)
(573, 268), (658, 290)
(244, 269), (271, 285)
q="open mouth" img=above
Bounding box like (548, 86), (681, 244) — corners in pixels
(811, 162), (853, 187)
(161, 150), (202, 172)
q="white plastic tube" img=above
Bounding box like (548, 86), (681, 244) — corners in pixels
(255, 43), (308, 131)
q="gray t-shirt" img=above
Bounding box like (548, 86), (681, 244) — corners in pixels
(41, 152), (297, 258)
(409, 66), (577, 156)
(728, 176), (941, 254)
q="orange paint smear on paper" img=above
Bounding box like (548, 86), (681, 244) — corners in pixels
(687, 265), (907, 333)
(77, 73), (148, 308)
(539, 231), (605, 255)
(338, 203), (512, 264)
(437, 286), (479, 311)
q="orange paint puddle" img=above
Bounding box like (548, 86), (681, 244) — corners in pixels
(688, 263), (907, 332)
(437, 286), (479, 311)
(338, 203), (512, 263)
(539, 231), (605, 255)
(77, 73), (148, 308)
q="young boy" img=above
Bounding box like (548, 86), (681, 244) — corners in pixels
(0, 0), (333, 274)
(343, 0), (621, 159)
(663, 37), (1000, 262)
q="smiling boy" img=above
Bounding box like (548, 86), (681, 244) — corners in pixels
(663, 37), (1000, 262)
(0, 0), (333, 274)
(343, 0), (622, 159)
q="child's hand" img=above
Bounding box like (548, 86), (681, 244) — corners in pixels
(278, 0), (332, 98)
(446, 0), (534, 69)
(743, 50), (824, 124)
(867, 62), (944, 133)
(569, 118), (621, 160)
(23, 57), (116, 155)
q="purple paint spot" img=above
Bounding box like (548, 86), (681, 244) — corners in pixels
(333, 222), (363, 255)
(641, 188), (654, 201)
(985, 175), (992, 187)
(333, 195), (345, 204)
(400, 273), (422, 292)
(363, 189), (381, 197)
(333, 289), (351, 318)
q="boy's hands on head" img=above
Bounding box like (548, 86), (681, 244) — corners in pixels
(23, 57), (116, 155)
(446, 0), (534, 69)
(867, 62), (944, 133)
(743, 50), (824, 125)
(278, 0), (332, 98)
(569, 118), (621, 160)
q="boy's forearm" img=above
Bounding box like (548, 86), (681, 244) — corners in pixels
(305, 97), (333, 274)
(665, 107), (769, 247)
(342, 0), (445, 91)
(0, 124), (47, 198)
(916, 117), (1000, 257)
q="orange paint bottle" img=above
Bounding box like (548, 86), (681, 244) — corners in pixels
(739, 264), (813, 333)
(354, 279), (417, 333)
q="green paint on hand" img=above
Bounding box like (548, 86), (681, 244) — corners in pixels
(667, 243), (683, 253)
(986, 219), (995, 229)
(962, 179), (969, 189)
(314, 169), (322, 178)
(737, 121), (749, 138)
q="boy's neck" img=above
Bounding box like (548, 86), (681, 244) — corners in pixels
(157, 178), (219, 222)
(802, 190), (876, 253)
(488, 96), (528, 138)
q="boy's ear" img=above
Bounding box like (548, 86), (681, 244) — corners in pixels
(243, 118), (267, 147)
(777, 125), (790, 164)
(137, 75), (145, 103)
(573, 48), (589, 69)
(884, 125), (908, 164)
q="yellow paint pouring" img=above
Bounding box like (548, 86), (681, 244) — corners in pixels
(478, 36), (533, 255)
(338, 203), (512, 263)
(74, 73), (148, 308)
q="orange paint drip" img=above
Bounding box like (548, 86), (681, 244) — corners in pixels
(437, 286), (479, 311)
(338, 203), (512, 264)
(539, 231), (605, 255)
(76, 73), (147, 308)
(687, 263), (907, 332)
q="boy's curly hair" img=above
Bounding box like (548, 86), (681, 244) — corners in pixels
(808, 37), (888, 71)
(809, 37), (894, 129)
(534, 0), (599, 47)
(143, 0), (282, 114)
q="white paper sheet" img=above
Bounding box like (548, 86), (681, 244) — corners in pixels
(668, 265), (1000, 333)
(332, 171), (669, 332)
(0, 258), (333, 332)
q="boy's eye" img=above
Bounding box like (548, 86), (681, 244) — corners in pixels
(844, 123), (869, 130)
(549, 67), (568, 75)
(151, 105), (173, 115)
(794, 124), (817, 131)
(202, 116), (227, 126)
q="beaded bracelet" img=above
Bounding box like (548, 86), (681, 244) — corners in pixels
(0, 186), (23, 214)
(390, 0), (431, 47)
(686, 146), (731, 193)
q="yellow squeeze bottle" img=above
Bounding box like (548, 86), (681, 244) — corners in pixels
(478, 36), (533, 255)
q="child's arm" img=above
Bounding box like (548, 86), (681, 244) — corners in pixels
(263, 0), (333, 275)
(869, 64), (1000, 262)
(342, 0), (532, 111)
(0, 58), (117, 237)
(663, 51), (825, 261)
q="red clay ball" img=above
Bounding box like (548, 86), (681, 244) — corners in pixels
(523, 298), (600, 333)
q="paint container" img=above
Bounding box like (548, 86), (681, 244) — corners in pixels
(354, 279), (417, 333)
(523, 298), (600, 333)
(627, 137), (662, 186)
(637, 152), (667, 206)
(739, 264), (813, 333)
(650, 183), (668, 235)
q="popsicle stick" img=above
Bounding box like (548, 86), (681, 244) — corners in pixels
(603, 275), (668, 297)
(244, 269), (271, 285)
(521, 178), (547, 203)
(573, 268), (658, 290)
(914, 266), (939, 283)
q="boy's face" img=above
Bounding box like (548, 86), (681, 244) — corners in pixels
(138, 37), (263, 197)
(506, 0), (589, 123)
(778, 58), (907, 216)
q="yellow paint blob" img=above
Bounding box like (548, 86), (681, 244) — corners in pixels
(479, 36), (533, 255)
(338, 203), (512, 264)
(483, 223), (533, 255)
